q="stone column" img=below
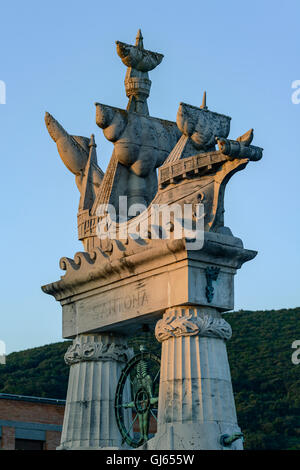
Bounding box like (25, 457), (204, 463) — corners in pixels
(147, 306), (243, 450)
(58, 333), (132, 450)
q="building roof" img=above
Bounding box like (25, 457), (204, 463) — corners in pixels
(0, 393), (65, 406)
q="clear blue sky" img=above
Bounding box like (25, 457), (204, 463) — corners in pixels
(0, 0), (299, 353)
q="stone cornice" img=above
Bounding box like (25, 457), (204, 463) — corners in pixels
(41, 233), (256, 301)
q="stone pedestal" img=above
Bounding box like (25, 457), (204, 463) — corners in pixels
(42, 232), (256, 450)
(58, 333), (132, 450)
(144, 306), (243, 450)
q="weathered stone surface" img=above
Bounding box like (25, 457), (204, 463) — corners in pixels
(42, 30), (263, 450)
(44, 31), (262, 252)
(42, 232), (256, 338)
(155, 306), (232, 342)
(44, 113), (104, 211)
(58, 334), (132, 450)
(94, 103), (180, 210)
(116, 29), (163, 115)
(142, 306), (242, 450)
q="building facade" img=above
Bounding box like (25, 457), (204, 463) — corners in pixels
(0, 393), (65, 450)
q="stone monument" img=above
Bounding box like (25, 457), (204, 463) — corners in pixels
(42, 30), (263, 450)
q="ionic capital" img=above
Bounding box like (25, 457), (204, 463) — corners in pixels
(64, 334), (131, 365)
(155, 306), (232, 342)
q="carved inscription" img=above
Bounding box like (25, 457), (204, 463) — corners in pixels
(92, 289), (149, 320)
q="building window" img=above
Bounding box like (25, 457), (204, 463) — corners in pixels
(15, 439), (44, 450)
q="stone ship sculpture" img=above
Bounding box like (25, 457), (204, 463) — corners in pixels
(42, 30), (263, 450)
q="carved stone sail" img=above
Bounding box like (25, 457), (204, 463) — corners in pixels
(92, 102), (180, 215)
(44, 112), (104, 199)
(176, 101), (231, 152)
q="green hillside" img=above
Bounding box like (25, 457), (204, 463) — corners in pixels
(0, 308), (299, 450)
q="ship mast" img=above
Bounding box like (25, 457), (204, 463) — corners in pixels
(116, 30), (164, 115)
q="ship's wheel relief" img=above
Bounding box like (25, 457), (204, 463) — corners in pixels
(114, 345), (160, 448)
